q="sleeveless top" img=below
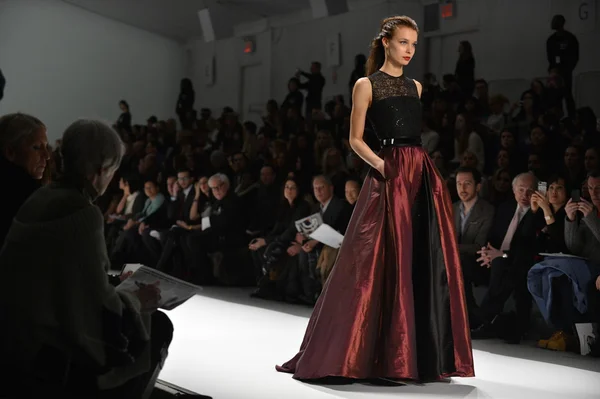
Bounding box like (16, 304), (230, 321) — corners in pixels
(366, 71), (422, 140)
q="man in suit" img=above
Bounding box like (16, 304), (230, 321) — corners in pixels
(182, 173), (246, 283)
(473, 172), (542, 343)
(145, 168), (197, 272)
(453, 167), (495, 322)
(296, 175), (352, 304)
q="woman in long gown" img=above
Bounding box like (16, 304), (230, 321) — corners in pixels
(276, 15), (475, 383)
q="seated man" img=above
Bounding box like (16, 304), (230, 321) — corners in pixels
(453, 167), (494, 322)
(528, 172), (600, 351)
(473, 172), (543, 343)
(182, 173), (247, 284)
(295, 175), (352, 305)
(143, 168), (196, 271)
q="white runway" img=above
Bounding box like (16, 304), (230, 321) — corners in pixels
(159, 287), (600, 399)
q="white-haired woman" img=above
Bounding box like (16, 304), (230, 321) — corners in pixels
(0, 119), (172, 397)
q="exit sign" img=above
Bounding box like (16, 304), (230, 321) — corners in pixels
(243, 38), (256, 54)
(441, 1), (456, 19)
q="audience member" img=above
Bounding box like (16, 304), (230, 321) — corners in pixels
(0, 113), (49, 247)
(296, 62), (326, 121)
(546, 14), (578, 118)
(453, 167), (495, 322)
(455, 40), (475, 98)
(250, 177), (311, 298)
(116, 100), (132, 133)
(182, 173), (246, 283)
(294, 175), (352, 305)
(473, 172), (542, 343)
(528, 172), (600, 352)
(0, 119), (172, 397)
(145, 169), (197, 270)
(530, 175), (569, 253)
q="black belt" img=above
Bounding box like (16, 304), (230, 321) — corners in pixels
(380, 137), (421, 147)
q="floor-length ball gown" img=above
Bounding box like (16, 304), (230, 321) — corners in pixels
(276, 70), (475, 382)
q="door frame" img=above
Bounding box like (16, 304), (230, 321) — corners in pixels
(238, 62), (263, 124)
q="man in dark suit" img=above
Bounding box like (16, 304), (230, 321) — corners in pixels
(453, 167), (495, 321)
(146, 168), (197, 272)
(182, 173), (247, 283)
(296, 175), (353, 304)
(473, 172), (542, 342)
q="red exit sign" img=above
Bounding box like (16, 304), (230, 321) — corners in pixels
(243, 38), (255, 54)
(441, 1), (455, 19)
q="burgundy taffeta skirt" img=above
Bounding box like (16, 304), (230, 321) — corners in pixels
(276, 145), (475, 381)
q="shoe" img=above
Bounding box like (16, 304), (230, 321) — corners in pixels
(538, 331), (563, 349)
(470, 323), (496, 339)
(546, 331), (573, 352)
(503, 331), (523, 345)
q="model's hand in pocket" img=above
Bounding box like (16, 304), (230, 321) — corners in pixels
(375, 157), (385, 178)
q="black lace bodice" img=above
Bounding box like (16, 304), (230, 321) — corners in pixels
(366, 71), (422, 140)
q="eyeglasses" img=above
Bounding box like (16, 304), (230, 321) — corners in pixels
(209, 183), (224, 191)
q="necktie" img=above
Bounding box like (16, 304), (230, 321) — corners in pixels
(500, 207), (522, 251)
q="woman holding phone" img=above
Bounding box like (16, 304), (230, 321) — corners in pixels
(531, 175), (569, 253)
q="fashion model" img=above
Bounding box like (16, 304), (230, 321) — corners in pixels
(276, 15), (475, 383)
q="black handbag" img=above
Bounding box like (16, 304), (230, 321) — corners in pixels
(262, 239), (287, 272)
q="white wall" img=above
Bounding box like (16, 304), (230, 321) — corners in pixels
(427, 0), (600, 84)
(0, 0), (185, 142)
(271, 1), (424, 105)
(187, 0), (424, 115)
(186, 0), (600, 115)
(187, 29), (272, 118)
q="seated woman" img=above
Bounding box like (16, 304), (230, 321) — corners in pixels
(0, 113), (49, 247)
(249, 177), (311, 299)
(0, 119), (172, 397)
(105, 173), (146, 253)
(110, 178), (167, 268)
(530, 175), (569, 254)
(481, 167), (513, 208)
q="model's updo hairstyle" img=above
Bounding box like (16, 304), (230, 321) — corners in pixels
(366, 15), (419, 76)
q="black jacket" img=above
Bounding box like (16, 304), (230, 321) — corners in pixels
(167, 186), (197, 225)
(547, 30), (579, 72)
(0, 156), (41, 248)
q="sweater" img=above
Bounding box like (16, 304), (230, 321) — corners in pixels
(565, 213), (600, 265)
(0, 182), (151, 390)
